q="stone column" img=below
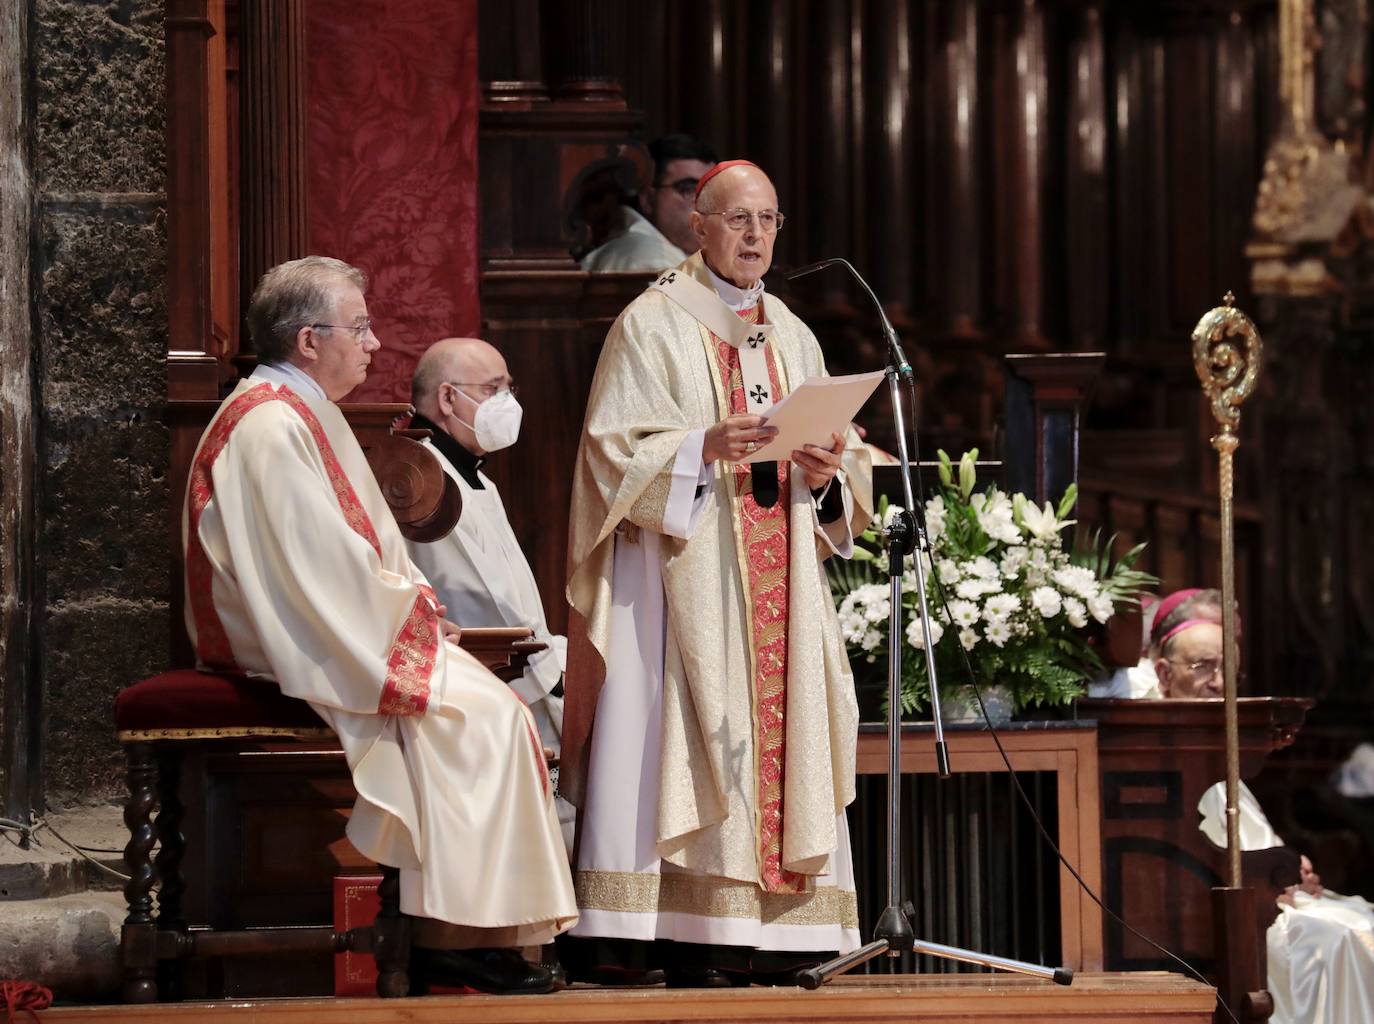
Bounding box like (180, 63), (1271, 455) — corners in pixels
(30, 0), (170, 802)
(0, 0), (36, 820)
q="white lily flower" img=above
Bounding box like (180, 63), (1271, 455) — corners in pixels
(1020, 499), (1075, 542)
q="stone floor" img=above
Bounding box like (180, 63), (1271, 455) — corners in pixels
(0, 802), (127, 1001)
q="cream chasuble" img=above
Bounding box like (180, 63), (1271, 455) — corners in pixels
(565, 252), (873, 951)
(405, 445), (575, 848)
(184, 376), (577, 941)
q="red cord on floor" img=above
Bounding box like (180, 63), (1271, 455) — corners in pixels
(1, 980), (53, 1023)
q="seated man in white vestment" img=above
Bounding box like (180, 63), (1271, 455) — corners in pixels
(562, 160), (873, 986)
(183, 256), (576, 994)
(404, 337), (574, 848)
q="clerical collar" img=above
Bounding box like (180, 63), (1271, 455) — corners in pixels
(250, 361), (326, 402)
(409, 412), (485, 490)
(704, 261), (765, 312)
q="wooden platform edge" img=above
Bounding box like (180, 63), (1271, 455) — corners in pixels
(42, 972), (1217, 1024)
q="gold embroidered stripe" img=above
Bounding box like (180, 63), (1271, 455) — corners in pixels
(574, 869), (859, 929)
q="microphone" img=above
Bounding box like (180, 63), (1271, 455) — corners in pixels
(786, 258), (913, 380)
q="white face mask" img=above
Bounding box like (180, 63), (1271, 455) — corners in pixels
(455, 386), (523, 453)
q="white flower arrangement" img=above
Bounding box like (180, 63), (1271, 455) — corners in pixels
(828, 449), (1157, 716)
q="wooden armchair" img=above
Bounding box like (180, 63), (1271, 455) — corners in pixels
(114, 627), (545, 1003)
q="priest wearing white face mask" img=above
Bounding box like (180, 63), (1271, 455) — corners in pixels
(406, 337), (573, 849)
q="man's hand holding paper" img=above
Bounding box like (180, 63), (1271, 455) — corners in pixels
(793, 432), (846, 490)
(702, 413), (780, 464)
(740, 369), (884, 465)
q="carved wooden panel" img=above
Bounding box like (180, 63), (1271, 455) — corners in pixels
(1083, 697), (1308, 972)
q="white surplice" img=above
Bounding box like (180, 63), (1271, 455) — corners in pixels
(567, 269), (863, 954)
(405, 443), (574, 848)
(184, 371), (577, 942)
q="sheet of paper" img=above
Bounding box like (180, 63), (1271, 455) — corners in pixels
(742, 370), (885, 463)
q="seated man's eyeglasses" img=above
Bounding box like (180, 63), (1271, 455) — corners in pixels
(699, 208), (785, 233)
(655, 178), (700, 197)
(311, 319), (373, 341)
(446, 381), (519, 400)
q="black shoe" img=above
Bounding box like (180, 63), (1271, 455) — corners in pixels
(547, 962), (569, 992)
(565, 964), (666, 986)
(749, 962), (821, 987)
(410, 946), (558, 995)
(664, 965), (748, 988)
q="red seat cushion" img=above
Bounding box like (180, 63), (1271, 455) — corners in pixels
(114, 670), (329, 738)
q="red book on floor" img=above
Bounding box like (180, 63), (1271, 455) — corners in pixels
(333, 874), (383, 996)
(332, 873), (475, 996)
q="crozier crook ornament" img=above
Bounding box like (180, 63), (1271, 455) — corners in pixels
(1190, 291), (1263, 888)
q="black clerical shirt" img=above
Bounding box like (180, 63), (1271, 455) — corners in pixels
(409, 412), (485, 490)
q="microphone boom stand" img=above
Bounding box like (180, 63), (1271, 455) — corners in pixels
(785, 259), (1072, 990)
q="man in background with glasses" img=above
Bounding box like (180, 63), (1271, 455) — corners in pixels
(405, 337), (573, 850)
(580, 134), (717, 273)
(642, 134), (719, 257)
(563, 161), (872, 986)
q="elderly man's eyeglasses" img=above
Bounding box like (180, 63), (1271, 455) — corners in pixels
(311, 319), (373, 341)
(655, 178), (699, 197)
(700, 208), (785, 233)
(1170, 656), (1222, 680)
(445, 381), (519, 400)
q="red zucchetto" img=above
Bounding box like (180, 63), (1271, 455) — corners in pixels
(693, 159), (759, 199)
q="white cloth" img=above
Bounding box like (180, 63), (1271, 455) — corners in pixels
(1269, 891), (1374, 1024)
(1197, 780), (1284, 852)
(405, 443), (575, 849)
(1087, 658), (1161, 699)
(568, 273), (862, 954)
(185, 377), (576, 940)
(580, 206), (687, 273)
(1334, 743), (1374, 799)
